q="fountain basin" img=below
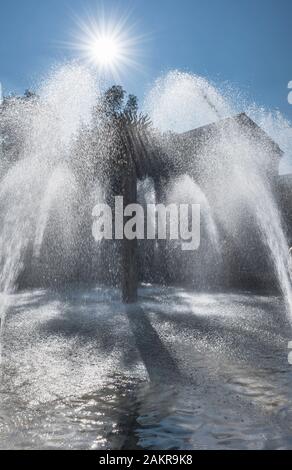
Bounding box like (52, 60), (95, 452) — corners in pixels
(0, 285), (292, 450)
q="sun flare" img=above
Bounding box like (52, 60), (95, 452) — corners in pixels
(68, 11), (144, 78)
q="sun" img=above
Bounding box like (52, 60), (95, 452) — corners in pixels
(89, 34), (121, 67)
(68, 10), (145, 79)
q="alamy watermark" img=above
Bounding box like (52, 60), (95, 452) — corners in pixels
(288, 342), (292, 365)
(287, 82), (292, 364)
(92, 196), (200, 251)
(288, 81), (292, 105)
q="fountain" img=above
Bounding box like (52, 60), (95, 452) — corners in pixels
(1, 65), (292, 449)
(143, 71), (292, 315)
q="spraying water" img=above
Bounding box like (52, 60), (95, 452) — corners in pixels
(143, 70), (233, 132)
(0, 64), (99, 341)
(166, 174), (220, 255)
(0, 65), (292, 323)
(144, 70), (292, 319)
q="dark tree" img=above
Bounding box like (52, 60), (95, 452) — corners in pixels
(102, 85), (125, 117)
(73, 85), (154, 302)
(24, 89), (36, 99)
(100, 86), (152, 302)
(124, 94), (138, 117)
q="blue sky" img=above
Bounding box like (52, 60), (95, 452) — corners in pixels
(1, 0), (292, 120)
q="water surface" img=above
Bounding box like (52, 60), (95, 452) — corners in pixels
(0, 286), (292, 450)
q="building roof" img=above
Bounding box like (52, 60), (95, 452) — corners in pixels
(137, 112), (284, 180)
(181, 113), (283, 157)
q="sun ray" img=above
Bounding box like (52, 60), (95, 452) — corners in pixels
(64, 8), (147, 81)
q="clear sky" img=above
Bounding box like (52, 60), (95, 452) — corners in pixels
(1, 0), (292, 120)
